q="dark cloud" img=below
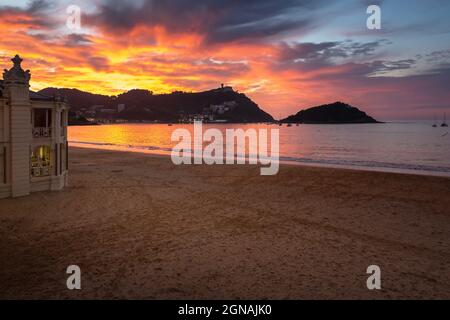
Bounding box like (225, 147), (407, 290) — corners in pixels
(87, 56), (110, 71)
(0, 0), (55, 29)
(65, 34), (93, 47)
(275, 39), (391, 72)
(278, 40), (388, 61)
(0, 0), (52, 13)
(424, 49), (450, 69)
(366, 59), (416, 75)
(344, 40), (392, 56)
(27, 0), (52, 13)
(292, 59), (417, 80)
(85, 0), (327, 44)
(277, 42), (341, 62)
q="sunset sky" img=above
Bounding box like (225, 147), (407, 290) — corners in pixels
(1, 0), (450, 120)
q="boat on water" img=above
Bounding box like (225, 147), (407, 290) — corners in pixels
(441, 113), (448, 127)
(287, 123), (292, 127)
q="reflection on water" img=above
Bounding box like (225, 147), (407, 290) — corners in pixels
(69, 122), (450, 176)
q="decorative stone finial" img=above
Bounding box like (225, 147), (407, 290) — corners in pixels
(12, 55), (23, 67)
(3, 54), (31, 85)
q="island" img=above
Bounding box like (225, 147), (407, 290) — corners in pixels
(281, 101), (380, 124)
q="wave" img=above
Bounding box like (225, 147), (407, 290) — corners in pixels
(69, 140), (450, 176)
(278, 156), (450, 175)
(70, 140), (175, 153)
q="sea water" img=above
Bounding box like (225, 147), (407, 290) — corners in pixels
(69, 121), (450, 177)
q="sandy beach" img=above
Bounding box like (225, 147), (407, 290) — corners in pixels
(0, 147), (449, 299)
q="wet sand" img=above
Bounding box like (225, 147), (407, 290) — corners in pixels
(0, 147), (449, 299)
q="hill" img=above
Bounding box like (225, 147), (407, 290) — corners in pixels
(38, 86), (274, 124)
(281, 102), (379, 124)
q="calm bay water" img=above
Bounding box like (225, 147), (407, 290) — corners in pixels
(69, 122), (450, 176)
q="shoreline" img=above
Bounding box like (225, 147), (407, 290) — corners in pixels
(69, 142), (450, 178)
(0, 146), (449, 299)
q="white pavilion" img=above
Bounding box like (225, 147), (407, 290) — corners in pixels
(0, 55), (69, 198)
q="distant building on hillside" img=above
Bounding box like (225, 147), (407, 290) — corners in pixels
(220, 84), (233, 92)
(100, 108), (116, 114)
(89, 105), (103, 112)
(117, 104), (126, 113)
(210, 101), (237, 114)
(0, 55), (69, 198)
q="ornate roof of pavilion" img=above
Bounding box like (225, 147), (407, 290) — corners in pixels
(1, 55), (67, 102)
(3, 55), (31, 85)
